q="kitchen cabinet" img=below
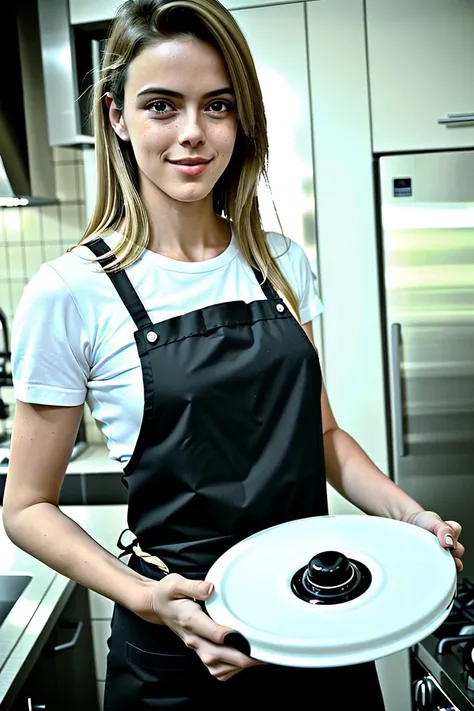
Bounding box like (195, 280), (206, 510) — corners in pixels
(8, 585), (99, 711)
(232, 4), (317, 256)
(366, 0), (474, 153)
(69, 0), (302, 25)
(230, 2), (322, 350)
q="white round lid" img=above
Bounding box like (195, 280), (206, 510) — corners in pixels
(205, 515), (457, 667)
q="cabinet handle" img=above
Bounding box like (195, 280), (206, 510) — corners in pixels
(53, 620), (83, 653)
(438, 112), (474, 125)
(390, 323), (405, 458)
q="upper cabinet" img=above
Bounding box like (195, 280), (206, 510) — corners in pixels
(69, 0), (300, 25)
(231, 4), (317, 264)
(366, 0), (474, 153)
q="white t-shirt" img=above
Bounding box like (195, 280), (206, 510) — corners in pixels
(12, 231), (323, 464)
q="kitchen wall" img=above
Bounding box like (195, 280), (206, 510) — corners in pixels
(0, 146), (105, 446)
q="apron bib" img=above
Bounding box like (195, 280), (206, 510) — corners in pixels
(87, 239), (385, 710)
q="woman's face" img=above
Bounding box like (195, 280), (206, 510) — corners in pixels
(109, 37), (238, 206)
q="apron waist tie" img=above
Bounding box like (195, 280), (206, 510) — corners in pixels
(117, 528), (169, 575)
(132, 542), (170, 575)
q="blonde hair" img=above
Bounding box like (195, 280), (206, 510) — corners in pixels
(77, 0), (300, 318)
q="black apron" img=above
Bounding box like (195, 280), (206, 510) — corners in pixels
(87, 239), (385, 710)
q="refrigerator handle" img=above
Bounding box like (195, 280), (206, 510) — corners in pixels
(437, 112), (474, 125)
(390, 323), (405, 458)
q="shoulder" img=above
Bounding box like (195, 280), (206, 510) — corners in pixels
(265, 231), (293, 257)
(25, 235), (119, 307)
(264, 231), (323, 322)
(265, 231), (311, 266)
(14, 237), (121, 345)
(264, 231), (314, 281)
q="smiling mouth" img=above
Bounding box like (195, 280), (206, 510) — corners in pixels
(168, 158), (213, 166)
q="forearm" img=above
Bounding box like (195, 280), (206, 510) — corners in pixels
(3, 503), (154, 619)
(323, 427), (424, 521)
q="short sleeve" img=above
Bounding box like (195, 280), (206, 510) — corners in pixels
(267, 233), (324, 324)
(11, 264), (90, 406)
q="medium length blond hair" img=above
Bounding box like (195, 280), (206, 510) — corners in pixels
(78, 0), (300, 318)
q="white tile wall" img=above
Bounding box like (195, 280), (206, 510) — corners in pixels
(0, 146), (105, 445)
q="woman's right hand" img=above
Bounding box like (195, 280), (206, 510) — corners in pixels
(141, 573), (262, 681)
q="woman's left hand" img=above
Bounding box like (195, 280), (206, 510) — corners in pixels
(405, 510), (464, 572)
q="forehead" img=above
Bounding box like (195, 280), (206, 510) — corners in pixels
(125, 37), (232, 95)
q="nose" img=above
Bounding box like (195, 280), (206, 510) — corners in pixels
(178, 110), (205, 148)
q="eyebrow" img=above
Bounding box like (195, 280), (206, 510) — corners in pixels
(137, 87), (235, 99)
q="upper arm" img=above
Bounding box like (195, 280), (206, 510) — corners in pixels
(5, 263), (90, 520)
(302, 321), (338, 435)
(3, 401), (84, 520)
(11, 264), (89, 407)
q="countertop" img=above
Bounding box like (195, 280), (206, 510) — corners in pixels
(0, 444), (123, 476)
(0, 504), (127, 707)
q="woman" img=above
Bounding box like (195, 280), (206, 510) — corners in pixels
(3, 0), (463, 708)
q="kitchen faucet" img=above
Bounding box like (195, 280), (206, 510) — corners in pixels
(0, 307), (11, 440)
(0, 306), (8, 350)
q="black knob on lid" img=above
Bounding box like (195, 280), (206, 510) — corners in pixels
(306, 551), (353, 588)
(291, 551), (372, 604)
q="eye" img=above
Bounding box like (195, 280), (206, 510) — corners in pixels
(206, 100), (234, 114)
(146, 99), (175, 115)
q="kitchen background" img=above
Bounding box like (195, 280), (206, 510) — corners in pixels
(0, 0), (473, 710)
(0, 146), (107, 448)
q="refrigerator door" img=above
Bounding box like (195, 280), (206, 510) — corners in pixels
(379, 150), (474, 577)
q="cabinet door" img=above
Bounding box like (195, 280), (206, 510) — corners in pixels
(69, 0), (301, 25)
(232, 3), (322, 350)
(9, 585), (99, 711)
(366, 0), (474, 152)
(231, 4), (319, 280)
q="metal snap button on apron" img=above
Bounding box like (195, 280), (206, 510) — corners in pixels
(146, 331), (158, 343)
(276, 303), (285, 312)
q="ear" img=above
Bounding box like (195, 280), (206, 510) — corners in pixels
(105, 92), (130, 142)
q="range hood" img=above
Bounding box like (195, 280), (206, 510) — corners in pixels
(0, 0), (57, 207)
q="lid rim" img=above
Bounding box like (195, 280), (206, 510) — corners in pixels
(205, 515), (458, 667)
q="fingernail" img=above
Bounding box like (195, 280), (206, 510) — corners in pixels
(445, 534), (456, 549)
(199, 582), (213, 596)
(224, 632), (251, 656)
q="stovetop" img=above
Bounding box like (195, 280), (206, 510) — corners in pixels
(415, 578), (474, 710)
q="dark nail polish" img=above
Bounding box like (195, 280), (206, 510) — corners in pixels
(224, 631), (251, 656)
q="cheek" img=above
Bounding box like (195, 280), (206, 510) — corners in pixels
(213, 124), (238, 154)
(131, 124), (174, 154)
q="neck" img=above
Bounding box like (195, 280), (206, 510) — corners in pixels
(140, 182), (230, 262)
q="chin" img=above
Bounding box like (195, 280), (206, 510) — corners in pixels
(169, 186), (215, 204)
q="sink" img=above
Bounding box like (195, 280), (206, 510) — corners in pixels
(0, 575), (32, 625)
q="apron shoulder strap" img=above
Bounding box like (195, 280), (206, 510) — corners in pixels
(86, 238), (152, 330)
(251, 267), (279, 301)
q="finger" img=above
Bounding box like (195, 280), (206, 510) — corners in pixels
(451, 541), (465, 557)
(433, 523), (458, 550)
(180, 605), (234, 645)
(167, 574), (215, 602)
(223, 631), (251, 655)
(216, 660), (263, 682)
(198, 638), (260, 673)
(444, 520), (462, 542)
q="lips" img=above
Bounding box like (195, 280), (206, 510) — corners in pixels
(168, 157), (212, 166)
(167, 156), (213, 177)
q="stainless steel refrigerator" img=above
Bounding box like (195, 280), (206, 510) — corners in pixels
(378, 149), (474, 579)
